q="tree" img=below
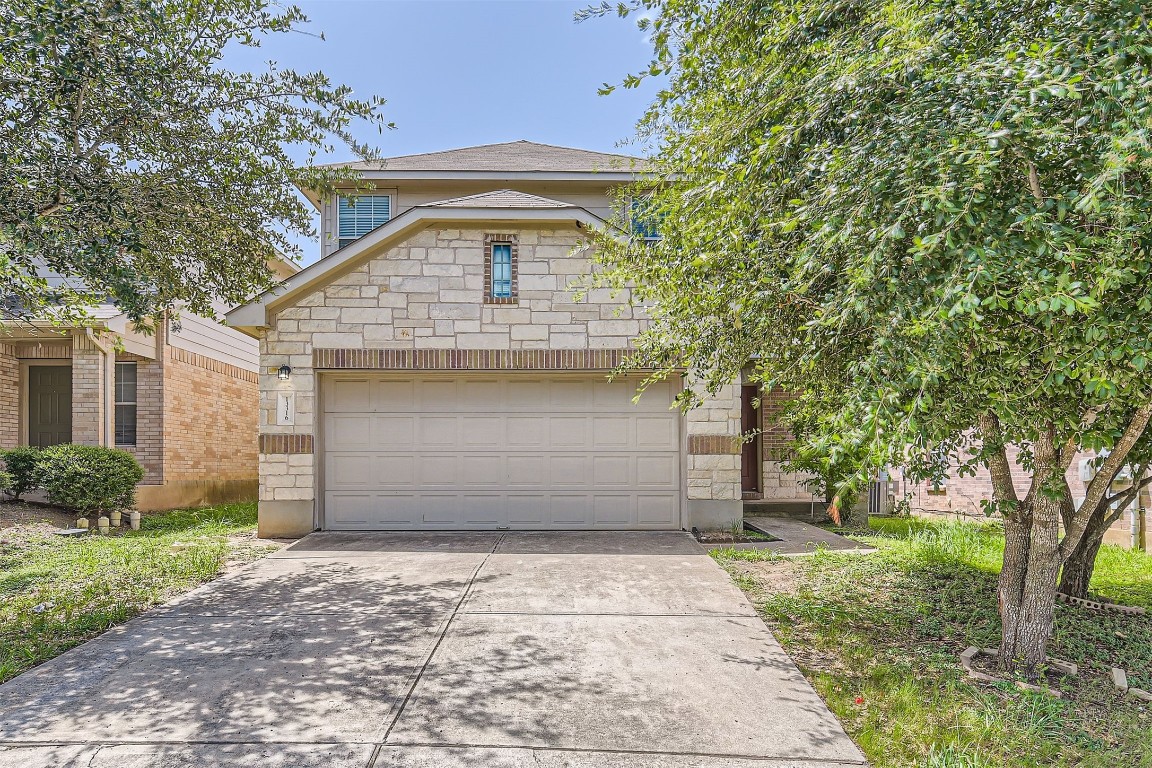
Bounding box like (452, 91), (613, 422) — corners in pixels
(0, 0), (388, 329)
(583, 0), (1152, 677)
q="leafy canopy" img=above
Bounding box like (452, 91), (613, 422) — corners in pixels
(586, 0), (1152, 480)
(0, 0), (389, 328)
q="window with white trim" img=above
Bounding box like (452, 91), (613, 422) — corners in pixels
(115, 361), (137, 446)
(630, 196), (662, 241)
(337, 194), (391, 249)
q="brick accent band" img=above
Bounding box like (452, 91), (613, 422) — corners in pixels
(170, 346), (259, 383)
(313, 348), (643, 371)
(259, 433), (314, 454)
(688, 435), (741, 455)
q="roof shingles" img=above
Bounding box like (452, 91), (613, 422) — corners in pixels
(327, 140), (646, 173)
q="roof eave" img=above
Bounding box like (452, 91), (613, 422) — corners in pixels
(226, 204), (610, 331)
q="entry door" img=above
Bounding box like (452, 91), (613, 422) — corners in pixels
(322, 375), (683, 530)
(28, 365), (72, 447)
(740, 385), (762, 496)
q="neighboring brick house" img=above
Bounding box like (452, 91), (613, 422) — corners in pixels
(1, 262), (295, 510)
(891, 450), (1149, 551)
(228, 141), (815, 537)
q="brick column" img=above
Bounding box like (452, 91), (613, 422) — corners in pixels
(0, 343), (18, 448)
(71, 332), (110, 446)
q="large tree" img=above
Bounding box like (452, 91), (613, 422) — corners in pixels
(0, 0), (388, 328)
(584, 0), (1152, 676)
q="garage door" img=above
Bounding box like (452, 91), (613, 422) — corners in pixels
(321, 375), (682, 530)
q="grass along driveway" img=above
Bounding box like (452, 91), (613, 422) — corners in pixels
(0, 502), (276, 684)
(712, 517), (1152, 768)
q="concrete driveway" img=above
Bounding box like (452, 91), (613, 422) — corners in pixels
(0, 531), (865, 767)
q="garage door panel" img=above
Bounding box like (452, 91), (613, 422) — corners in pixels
(418, 454), (459, 486)
(325, 414), (372, 449)
(592, 455), (631, 486)
(378, 455), (416, 486)
(461, 416), (503, 446)
(548, 455), (588, 486)
(327, 453), (377, 487)
(322, 375), (681, 530)
(507, 416), (547, 447)
(461, 454), (502, 485)
(636, 416), (677, 448)
(593, 495), (632, 525)
(375, 415), (414, 447)
(549, 416), (587, 447)
(637, 494), (678, 525)
(592, 416), (631, 448)
(506, 495), (548, 526)
(507, 455), (547, 486)
(418, 416), (458, 446)
(326, 493), (373, 526)
(327, 379), (372, 412)
(551, 495), (591, 526)
(636, 455), (677, 486)
(374, 379), (414, 410)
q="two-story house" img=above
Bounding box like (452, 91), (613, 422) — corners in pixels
(227, 141), (814, 536)
(1, 260), (296, 510)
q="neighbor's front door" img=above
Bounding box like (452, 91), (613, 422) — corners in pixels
(27, 365), (72, 447)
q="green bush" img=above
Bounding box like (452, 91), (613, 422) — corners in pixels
(37, 444), (143, 514)
(0, 446), (42, 500)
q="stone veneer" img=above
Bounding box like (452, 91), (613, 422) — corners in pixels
(257, 226), (750, 534)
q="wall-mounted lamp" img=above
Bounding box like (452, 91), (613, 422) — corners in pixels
(277, 365), (292, 381)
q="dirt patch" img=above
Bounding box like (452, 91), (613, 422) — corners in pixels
(0, 499), (75, 530)
(220, 530), (291, 574)
(729, 558), (802, 594)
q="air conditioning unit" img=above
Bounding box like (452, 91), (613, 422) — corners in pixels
(1079, 458), (1096, 482)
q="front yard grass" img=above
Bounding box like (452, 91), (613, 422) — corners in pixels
(712, 517), (1152, 768)
(0, 502), (274, 684)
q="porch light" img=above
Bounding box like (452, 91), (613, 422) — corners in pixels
(277, 365), (292, 381)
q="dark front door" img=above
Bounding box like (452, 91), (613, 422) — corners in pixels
(741, 385), (762, 496)
(28, 365), (72, 447)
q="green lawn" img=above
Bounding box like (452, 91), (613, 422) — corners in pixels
(713, 517), (1152, 768)
(0, 502), (271, 684)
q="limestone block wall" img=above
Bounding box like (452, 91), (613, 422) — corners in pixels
(257, 225), (740, 518)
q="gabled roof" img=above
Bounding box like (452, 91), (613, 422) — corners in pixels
(325, 140), (646, 173)
(425, 189), (574, 209)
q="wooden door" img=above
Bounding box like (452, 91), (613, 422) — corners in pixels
(28, 365), (72, 447)
(740, 385), (761, 496)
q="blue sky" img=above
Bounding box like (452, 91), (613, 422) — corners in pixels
(224, 1), (660, 260)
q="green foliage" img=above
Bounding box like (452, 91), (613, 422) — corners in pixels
(37, 444), (144, 513)
(711, 517), (1152, 767)
(0, 446), (41, 499)
(0, 0), (389, 328)
(587, 0), (1152, 479)
(0, 502), (264, 683)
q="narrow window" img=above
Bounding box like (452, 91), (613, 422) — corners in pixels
(484, 235), (518, 303)
(630, 197), (662, 240)
(115, 361), (137, 446)
(337, 194), (391, 249)
(491, 243), (513, 298)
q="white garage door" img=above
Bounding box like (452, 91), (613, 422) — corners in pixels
(321, 375), (682, 530)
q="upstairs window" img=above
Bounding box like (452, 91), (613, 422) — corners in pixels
(630, 196), (662, 241)
(337, 194), (391, 249)
(115, 361), (137, 446)
(484, 234), (518, 304)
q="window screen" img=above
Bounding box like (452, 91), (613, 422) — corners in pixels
(115, 361), (137, 446)
(337, 195), (391, 249)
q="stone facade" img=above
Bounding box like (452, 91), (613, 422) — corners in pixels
(257, 225), (763, 533)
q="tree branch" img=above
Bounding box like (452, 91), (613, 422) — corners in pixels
(1061, 404), (1152, 560)
(979, 412), (1020, 513)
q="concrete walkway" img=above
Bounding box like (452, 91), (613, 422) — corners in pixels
(0, 531), (866, 767)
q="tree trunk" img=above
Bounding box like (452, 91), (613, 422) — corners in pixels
(1057, 531), (1102, 599)
(997, 430), (1063, 679)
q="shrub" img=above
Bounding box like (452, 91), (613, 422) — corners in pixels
(37, 444), (143, 514)
(0, 446), (42, 500)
